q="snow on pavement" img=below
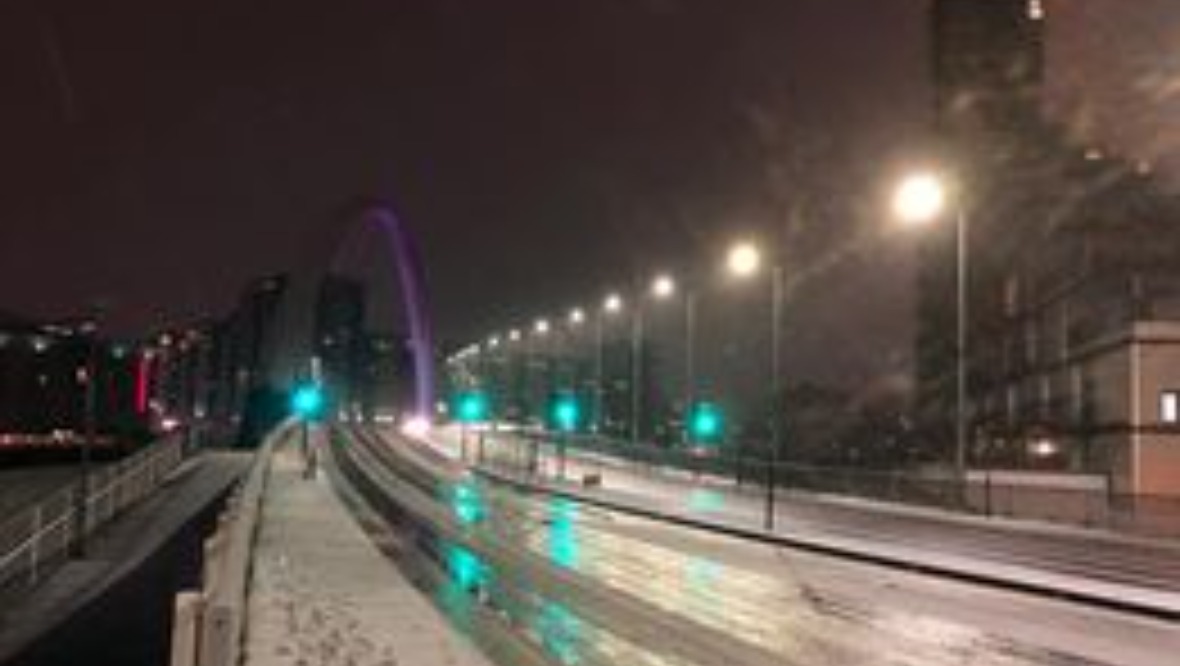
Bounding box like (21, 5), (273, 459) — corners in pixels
(243, 438), (494, 666)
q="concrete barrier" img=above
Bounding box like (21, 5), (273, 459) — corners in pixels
(169, 425), (283, 666)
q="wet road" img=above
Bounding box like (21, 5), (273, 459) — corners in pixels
(332, 426), (1180, 666)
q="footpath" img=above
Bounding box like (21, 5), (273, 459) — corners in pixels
(242, 436), (493, 666)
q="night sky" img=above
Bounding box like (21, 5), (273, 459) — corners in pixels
(1, 0), (1176, 386)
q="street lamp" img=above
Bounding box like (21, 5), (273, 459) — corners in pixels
(726, 240), (784, 531)
(595, 293), (624, 435)
(893, 172), (946, 225)
(894, 171), (968, 482)
(651, 274), (676, 299)
(626, 274), (684, 447)
(568, 308), (585, 326)
(727, 241), (762, 278)
(603, 293), (623, 314)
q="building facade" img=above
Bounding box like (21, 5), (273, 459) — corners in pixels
(920, 0), (1180, 495)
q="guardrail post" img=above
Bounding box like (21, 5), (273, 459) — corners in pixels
(170, 590), (204, 666)
(198, 603), (237, 666)
(203, 531), (226, 597)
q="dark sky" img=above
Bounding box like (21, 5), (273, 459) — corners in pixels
(1, 0), (1175, 386)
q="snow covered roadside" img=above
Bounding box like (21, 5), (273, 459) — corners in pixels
(242, 437), (494, 666)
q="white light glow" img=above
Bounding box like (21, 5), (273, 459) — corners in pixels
(401, 415), (432, 438)
(726, 242), (761, 277)
(893, 172), (946, 224)
(651, 274), (676, 299)
(1162, 392), (1179, 424)
(603, 293), (623, 313)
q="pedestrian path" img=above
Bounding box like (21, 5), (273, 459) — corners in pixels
(242, 436), (493, 666)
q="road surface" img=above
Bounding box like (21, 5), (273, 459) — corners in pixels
(328, 425), (1180, 666)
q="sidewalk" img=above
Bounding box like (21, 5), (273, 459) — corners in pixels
(425, 428), (1180, 620)
(242, 437), (493, 666)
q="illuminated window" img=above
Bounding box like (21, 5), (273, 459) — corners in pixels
(1027, 0), (1045, 21)
(1162, 391), (1179, 424)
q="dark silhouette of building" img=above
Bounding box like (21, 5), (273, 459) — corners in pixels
(314, 274), (367, 416)
(357, 332), (411, 422)
(0, 311), (147, 450)
(918, 0), (1180, 495)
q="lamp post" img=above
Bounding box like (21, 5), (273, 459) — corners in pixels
(893, 172), (968, 481)
(533, 318), (550, 426)
(596, 293), (623, 436)
(630, 298), (643, 447)
(628, 275), (678, 447)
(566, 307), (585, 390)
(727, 241), (784, 531)
(71, 312), (99, 557)
(683, 289), (697, 445)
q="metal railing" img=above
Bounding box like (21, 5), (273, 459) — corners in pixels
(170, 424), (282, 666)
(0, 435), (188, 595)
(487, 429), (1180, 539)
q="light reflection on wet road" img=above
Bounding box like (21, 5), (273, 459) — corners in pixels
(353, 429), (1176, 666)
(485, 486), (1052, 665)
(467, 468), (1150, 665)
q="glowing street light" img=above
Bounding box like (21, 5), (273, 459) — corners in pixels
(893, 172), (946, 225)
(603, 293), (623, 313)
(509, 329), (522, 342)
(488, 335), (500, 348)
(726, 241), (762, 278)
(534, 319), (551, 336)
(592, 293), (624, 433)
(893, 170), (968, 480)
(725, 238), (784, 530)
(568, 307), (585, 325)
(650, 274), (675, 299)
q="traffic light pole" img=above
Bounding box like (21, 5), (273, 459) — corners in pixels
(557, 433), (567, 481)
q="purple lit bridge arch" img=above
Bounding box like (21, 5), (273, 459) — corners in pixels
(268, 200), (436, 420)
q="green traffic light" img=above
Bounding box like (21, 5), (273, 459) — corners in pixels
(291, 383), (326, 420)
(689, 401), (724, 443)
(550, 393), (581, 433)
(452, 390), (490, 424)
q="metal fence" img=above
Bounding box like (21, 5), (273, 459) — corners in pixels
(490, 429), (1180, 539)
(0, 435), (188, 595)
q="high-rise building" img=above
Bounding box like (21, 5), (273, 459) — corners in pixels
(932, 0), (1045, 155)
(314, 274), (367, 413)
(356, 332), (411, 422)
(919, 0), (1180, 496)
